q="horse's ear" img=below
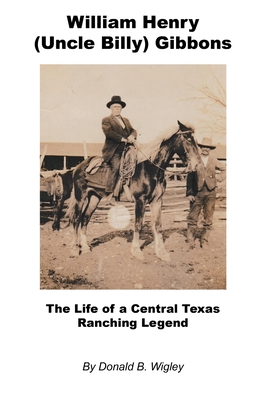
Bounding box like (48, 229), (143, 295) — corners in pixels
(177, 120), (186, 128)
(177, 120), (186, 131)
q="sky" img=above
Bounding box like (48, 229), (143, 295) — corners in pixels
(40, 64), (226, 145)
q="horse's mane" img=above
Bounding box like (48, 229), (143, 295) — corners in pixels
(136, 125), (179, 163)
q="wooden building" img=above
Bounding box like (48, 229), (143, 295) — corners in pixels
(40, 141), (226, 178)
(40, 142), (103, 171)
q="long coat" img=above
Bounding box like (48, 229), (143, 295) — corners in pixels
(186, 155), (226, 196)
(101, 115), (137, 162)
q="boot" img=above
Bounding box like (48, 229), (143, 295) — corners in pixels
(113, 179), (122, 200)
(186, 226), (195, 250)
(200, 228), (210, 249)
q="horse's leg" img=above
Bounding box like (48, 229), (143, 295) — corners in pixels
(70, 199), (86, 256)
(131, 197), (146, 260)
(52, 197), (64, 231)
(79, 194), (100, 254)
(150, 198), (171, 262)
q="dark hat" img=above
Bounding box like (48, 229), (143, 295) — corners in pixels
(106, 95), (126, 109)
(198, 137), (216, 149)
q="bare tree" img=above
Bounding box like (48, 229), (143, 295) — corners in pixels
(186, 66), (226, 140)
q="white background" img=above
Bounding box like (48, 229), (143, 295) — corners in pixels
(2, 1), (266, 399)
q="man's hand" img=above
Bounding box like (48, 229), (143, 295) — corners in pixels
(127, 134), (136, 143)
(187, 195), (195, 202)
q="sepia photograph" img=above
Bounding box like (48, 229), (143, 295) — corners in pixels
(40, 64), (226, 290)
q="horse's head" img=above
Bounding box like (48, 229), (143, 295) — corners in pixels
(173, 120), (201, 172)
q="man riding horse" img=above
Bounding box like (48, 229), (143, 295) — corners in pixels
(101, 95), (137, 200)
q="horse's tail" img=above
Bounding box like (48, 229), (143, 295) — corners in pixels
(65, 185), (89, 224)
(65, 188), (77, 223)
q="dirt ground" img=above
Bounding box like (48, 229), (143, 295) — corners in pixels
(40, 185), (226, 290)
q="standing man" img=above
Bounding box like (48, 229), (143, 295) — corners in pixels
(186, 137), (226, 249)
(102, 95), (137, 195)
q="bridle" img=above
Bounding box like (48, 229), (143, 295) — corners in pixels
(178, 130), (196, 165)
(135, 129), (195, 173)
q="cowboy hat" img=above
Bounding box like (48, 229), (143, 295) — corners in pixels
(198, 137), (216, 149)
(106, 95), (126, 108)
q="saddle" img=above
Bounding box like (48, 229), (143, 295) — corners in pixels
(84, 146), (137, 198)
(84, 156), (109, 189)
(85, 156), (104, 175)
(43, 173), (64, 201)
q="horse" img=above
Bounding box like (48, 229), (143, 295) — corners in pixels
(42, 169), (74, 230)
(66, 121), (201, 261)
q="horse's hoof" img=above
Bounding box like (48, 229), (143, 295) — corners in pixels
(157, 252), (171, 262)
(70, 248), (80, 257)
(81, 246), (91, 254)
(131, 248), (145, 260)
